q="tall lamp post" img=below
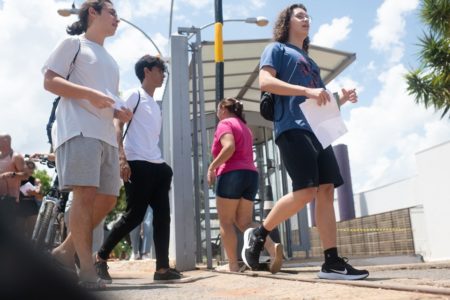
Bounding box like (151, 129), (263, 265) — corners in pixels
(179, 16), (268, 269)
(57, 7), (162, 56)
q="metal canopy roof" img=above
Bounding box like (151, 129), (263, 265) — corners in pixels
(189, 38), (356, 116)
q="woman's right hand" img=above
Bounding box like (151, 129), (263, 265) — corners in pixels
(305, 88), (330, 106)
(88, 90), (115, 109)
(207, 168), (216, 186)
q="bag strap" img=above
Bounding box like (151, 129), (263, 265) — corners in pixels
(122, 90), (141, 139)
(66, 38), (81, 80)
(47, 39), (81, 146)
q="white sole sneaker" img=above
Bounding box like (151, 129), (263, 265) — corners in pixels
(241, 228), (253, 269)
(318, 271), (369, 280)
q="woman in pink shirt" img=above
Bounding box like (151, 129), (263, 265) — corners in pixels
(207, 98), (282, 273)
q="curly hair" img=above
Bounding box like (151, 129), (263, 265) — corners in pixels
(273, 3), (310, 53)
(67, 0), (113, 35)
(219, 97), (246, 124)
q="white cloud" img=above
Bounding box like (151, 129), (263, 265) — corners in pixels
(250, 0), (266, 9)
(0, 0), (71, 154)
(0, 0), (169, 155)
(368, 0), (419, 63)
(367, 61), (376, 71)
(116, 0), (172, 18)
(337, 64), (450, 191)
(181, 0), (210, 9)
(327, 76), (364, 97)
(312, 16), (352, 48)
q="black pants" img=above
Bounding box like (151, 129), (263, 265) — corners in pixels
(98, 161), (173, 270)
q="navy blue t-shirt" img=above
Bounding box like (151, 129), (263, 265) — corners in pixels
(259, 42), (325, 139)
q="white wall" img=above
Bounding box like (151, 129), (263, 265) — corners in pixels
(353, 177), (420, 218)
(415, 141), (450, 261)
(331, 141), (449, 261)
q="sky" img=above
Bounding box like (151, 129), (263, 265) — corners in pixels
(0, 0), (449, 192)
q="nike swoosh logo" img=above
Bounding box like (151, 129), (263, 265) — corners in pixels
(330, 268), (347, 274)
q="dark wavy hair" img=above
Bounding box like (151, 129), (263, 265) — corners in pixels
(273, 3), (310, 53)
(135, 55), (167, 83)
(219, 97), (246, 124)
(66, 0), (112, 35)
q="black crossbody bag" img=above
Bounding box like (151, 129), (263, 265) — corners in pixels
(259, 44), (286, 122)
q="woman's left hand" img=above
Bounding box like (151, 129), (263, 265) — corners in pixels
(207, 169), (216, 186)
(339, 88), (358, 106)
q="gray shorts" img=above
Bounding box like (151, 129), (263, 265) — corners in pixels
(55, 135), (121, 196)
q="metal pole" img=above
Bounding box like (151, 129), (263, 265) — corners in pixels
(196, 30), (213, 269)
(190, 43), (203, 263)
(214, 0), (224, 109)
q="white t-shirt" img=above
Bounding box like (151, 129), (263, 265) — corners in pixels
(123, 88), (164, 164)
(42, 35), (119, 149)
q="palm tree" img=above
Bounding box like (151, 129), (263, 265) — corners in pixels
(405, 0), (450, 118)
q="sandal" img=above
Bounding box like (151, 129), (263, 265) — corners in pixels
(78, 277), (107, 291)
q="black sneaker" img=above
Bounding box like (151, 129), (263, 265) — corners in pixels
(169, 268), (182, 275)
(318, 257), (369, 280)
(94, 260), (112, 284)
(242, 228), (265, 270)
(154, 268), (182, 283)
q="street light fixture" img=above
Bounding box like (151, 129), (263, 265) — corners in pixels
(183, 16), (269, 40)
(57, 7), (163, 56)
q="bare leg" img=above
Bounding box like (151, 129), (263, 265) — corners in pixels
(53, 190), (116, 271)
(315, 184), (336, 250)
(216, 197), (240, 272)
(263, 187), (317, 231)
(234, 199), (276, 256)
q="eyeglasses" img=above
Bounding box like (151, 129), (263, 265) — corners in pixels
(106, 8), (118, 18)
(294, 14), (312, 23)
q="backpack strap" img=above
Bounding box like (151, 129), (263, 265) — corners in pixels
(122, 90), (141, 139)
(46, 38), (81, 146)
(66, 39), (81, 80)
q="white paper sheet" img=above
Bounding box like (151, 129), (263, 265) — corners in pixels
(106, 89), (127, 110)
(299, 90), (347, 148)
(20, 182), (35, 195)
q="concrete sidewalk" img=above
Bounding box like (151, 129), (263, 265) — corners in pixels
(97, 257), (450, 299)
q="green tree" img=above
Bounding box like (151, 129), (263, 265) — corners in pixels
(406, 0), (450, 118)
(33, 169), (52, 195)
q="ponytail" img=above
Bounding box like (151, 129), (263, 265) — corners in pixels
(219, 97), (246, 124)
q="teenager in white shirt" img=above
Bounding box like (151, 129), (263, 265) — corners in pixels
(95, 55), (182, 283)
(42, 0), (131, 289)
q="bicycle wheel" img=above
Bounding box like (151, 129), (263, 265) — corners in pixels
(34, 201), (55, 250)
(49, 213), (65, 248)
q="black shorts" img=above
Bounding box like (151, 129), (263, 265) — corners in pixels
(18, 198), (39, 218)
(276, 129), (344, 191)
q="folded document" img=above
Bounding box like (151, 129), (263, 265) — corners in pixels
(299, 90), (347, 149)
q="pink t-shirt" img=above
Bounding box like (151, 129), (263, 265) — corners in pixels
(211, 117), (257, 176)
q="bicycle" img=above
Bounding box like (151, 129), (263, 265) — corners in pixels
(30, 155), (69, 252)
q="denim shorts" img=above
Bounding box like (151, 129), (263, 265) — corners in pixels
(215, 169), (259, 201)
